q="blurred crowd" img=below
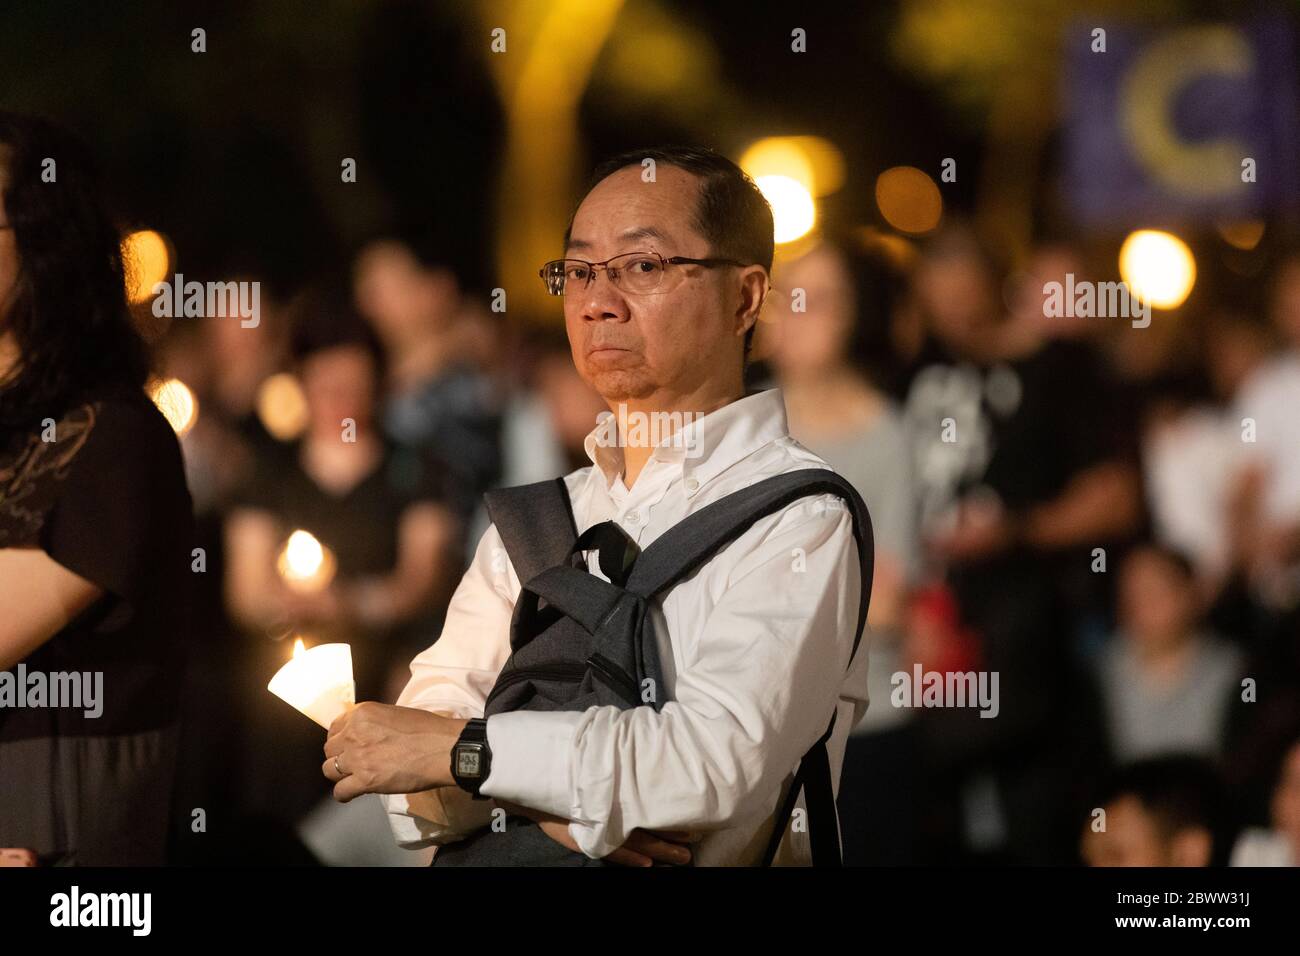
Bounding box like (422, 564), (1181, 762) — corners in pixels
(158, 227), (1300, 868)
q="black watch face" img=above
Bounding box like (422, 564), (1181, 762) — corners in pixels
(456, 745), (484, 779)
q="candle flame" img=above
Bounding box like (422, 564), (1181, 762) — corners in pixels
(292, 637), (307, 659)
(276, 529), (337, 592)
(283, 530), (324, 578)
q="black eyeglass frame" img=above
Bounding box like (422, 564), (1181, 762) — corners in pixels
(538, 250), (749, 296)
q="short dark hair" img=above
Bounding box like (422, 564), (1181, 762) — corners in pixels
(0, 113), (148, 430)
(568, 145), (774, 357)
(289, 282), (386, 374)
(1126, 541), (1197, 582)
(1096, 755), (1228, 860)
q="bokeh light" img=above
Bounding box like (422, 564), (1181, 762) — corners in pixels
(740, 136), (845, 197)
(256, 373), (310, 442)
(754, 175), (816, 244)
(149, 377), (198, 437)
(1118, 229), (1197, 309)
(122, 230), (171, 304)
(875, 166), (943, 235)
(1215, 219), (1265, 252)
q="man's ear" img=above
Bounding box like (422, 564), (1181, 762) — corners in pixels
(734, 266), (769, 336)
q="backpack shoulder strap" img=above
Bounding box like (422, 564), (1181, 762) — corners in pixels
(626, 468), (874, 868)
(627, 468), (873, 661)
(483, 477), (579, 586)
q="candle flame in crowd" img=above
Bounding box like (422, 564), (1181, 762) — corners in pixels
(1119, 229), (1197, 310)
(277, 530), (337, 592)
(256, 373), (310, 442)
(122, 229), (171, 304)
(148, 378), (198, 437)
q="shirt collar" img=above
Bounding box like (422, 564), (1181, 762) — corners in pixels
(581, 388), (791, 492)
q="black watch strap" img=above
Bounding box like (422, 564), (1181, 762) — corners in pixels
(452, 717), (491, 799)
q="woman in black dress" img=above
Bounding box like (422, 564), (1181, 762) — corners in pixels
(0, 113), (194, 865)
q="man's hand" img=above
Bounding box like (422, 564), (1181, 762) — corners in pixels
(322, 702), (465, 802)
(493, 798), (698, 866)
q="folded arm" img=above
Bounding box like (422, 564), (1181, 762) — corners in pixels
(0, 547), (103, 670)
(479, 499), (863, 859)
(382, 522), (518, 847)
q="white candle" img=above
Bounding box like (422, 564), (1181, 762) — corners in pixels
(267, 638), (355, 729)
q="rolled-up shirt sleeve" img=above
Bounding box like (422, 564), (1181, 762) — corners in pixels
(480, 498), (863, 860)
(383, 522), (519, 848)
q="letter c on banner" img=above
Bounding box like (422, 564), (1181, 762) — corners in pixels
(1119, 25), (1253, 199)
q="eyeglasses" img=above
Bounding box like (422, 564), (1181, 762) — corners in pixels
(539, 250), (748, 297)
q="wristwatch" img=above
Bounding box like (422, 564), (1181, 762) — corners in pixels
(451, 718), (492, 799)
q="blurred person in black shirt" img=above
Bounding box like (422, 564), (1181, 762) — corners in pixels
(901, 228), (1137, 862)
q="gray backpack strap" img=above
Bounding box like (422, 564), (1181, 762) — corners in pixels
(627, 469), (873, 659)
(483, 478), (579, 586)
(625, 468), (873, 867)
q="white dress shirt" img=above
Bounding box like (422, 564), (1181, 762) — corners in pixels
(383, 388), (870, 865)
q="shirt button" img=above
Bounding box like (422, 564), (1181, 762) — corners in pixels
(685, 477), (700, 493)
(625, 511), (641, 525)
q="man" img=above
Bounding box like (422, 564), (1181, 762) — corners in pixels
(320, 145), (869, 865)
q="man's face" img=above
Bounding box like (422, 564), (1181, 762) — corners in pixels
(562, 165), (752, 406)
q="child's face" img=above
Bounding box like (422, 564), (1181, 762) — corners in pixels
(1082, 796), (1169, 866)
(1081, 795), (1213, 867)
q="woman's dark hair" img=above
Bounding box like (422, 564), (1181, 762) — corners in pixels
(816, 233), (905, 389)
(0, 112), (148, 429)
